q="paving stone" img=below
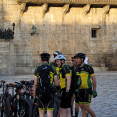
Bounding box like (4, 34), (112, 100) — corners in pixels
(0, 72), (117, 117)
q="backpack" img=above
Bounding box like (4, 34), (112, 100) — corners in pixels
(71, 68), (81, 91)
(37, 65), (52, 95)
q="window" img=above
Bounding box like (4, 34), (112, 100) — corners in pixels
(91, 29), (97, 38)
(91, 25), (101, 39)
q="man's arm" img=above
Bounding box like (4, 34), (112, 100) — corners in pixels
(66, 74), (71, 91)
(91, 75), (96, 91)
(33, 76), (38, 98)
(54, 75), (60, 86)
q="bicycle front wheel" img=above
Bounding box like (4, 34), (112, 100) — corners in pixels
(18, 97), (32, 117)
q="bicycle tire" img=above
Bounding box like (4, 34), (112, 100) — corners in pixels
(6, 96), (12, 117)
(32, 104), (39, 117)
(12, 97), (32, 117)
(0, 94), (3, 103)
(53, 101), (58, 117)
(1, 95), (12, 117)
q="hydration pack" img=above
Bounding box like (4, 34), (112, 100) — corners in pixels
(37, 65), (51, 95)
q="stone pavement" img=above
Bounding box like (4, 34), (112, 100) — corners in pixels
(90, 72), (117, 117)
(0, 72), (117, 117)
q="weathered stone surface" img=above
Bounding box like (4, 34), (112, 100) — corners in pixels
(17, 0), (117, 5)
(0, 0), (117, 75)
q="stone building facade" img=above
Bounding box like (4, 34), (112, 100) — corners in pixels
(0, 0), (117, 75)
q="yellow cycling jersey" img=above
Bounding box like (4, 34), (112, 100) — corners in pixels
(34, 63), (55, 83)
(55, 65), (71, 89)
(76, 64), (95, 89)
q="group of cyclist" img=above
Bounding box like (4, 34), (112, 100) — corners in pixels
(33, 51), (97, 117)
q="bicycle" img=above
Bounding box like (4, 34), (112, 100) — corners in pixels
(9, 81), (32, 117)
(0, 80), (13, 117)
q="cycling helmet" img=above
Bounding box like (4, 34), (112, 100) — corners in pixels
(74, 53), (86, 59)
(53, 51), (62, 57)
(55, 55), (66, 60)
(40, 53), (50, 61)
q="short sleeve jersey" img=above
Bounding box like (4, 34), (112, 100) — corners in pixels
(34, 63), (56, 84)
(58, 64), (71, 89)
(50, 61), (57, 68)
(75, 64), (95, 89)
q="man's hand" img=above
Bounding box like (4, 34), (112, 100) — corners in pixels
(92, 91), (97, 98)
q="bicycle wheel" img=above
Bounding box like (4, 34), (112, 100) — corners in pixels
(11, 97), (32, 117)
(0, 94), (3, 103)
(53, 96), (60, 117)
(0, 94), (3, 116)
(53, 101), (59, 117)
(19, 97), (32, 117)
(1, 95), (12, 117)
(32, 105), (39, 117)
(6, 96), (12, 117)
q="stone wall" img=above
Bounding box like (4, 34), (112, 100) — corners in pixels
(17, 0), (117, 5)
(0, 0), (117, 75)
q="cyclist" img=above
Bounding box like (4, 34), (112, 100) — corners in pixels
(50, 51), (62, 67)
(33, 53), (59, 117)
(70, 56), (79, 117)
(50, 51), (62, 117)
(74, 53), (97, 117)
(55, 55), (71, 117)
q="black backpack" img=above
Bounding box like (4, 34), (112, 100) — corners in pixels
(61, 65), (81, 91)
(71, 69), (81, 91)
(37, 65), (52, 95)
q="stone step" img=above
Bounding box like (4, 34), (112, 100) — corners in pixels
(110, 67), (117, 71)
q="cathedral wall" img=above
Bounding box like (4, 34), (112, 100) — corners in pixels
(0, 0), (117, 75)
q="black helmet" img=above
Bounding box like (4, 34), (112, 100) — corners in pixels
(40, 53), (50, 61)
(53, 51), (62, 57)
(74, 53), (86, 59)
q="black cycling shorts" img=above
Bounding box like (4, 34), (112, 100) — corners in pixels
(60, 89), (72, 109)
(38, 93), (54, 111)
(75, 88), (92, 105)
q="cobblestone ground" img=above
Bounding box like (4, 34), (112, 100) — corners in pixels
(0, 72), (117, 117)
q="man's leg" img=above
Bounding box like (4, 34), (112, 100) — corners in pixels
(66, 108), (72, 117)
(39, 110), (45, 117)
(79, 104), (87, 117)
(59, 108), (66, 117)
(47, 111), (53, 117)
(46, 93), (54, 117)
(84, 105), (96, 117)
(75, 103), (79, 117)
(57, 108), (62, 117)
(71, 96), (75, 116)
(82, 88), (96, 117)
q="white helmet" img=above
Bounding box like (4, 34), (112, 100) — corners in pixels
(55, 55), (66, 60)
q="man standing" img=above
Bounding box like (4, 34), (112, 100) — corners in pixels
(74, 53), (97, 117)
(50, 51), (62, 117)
(70, 56), (79, 117)
(55, 55), (71, 117)
(50, 51), (62, 67)
(33, 53), (59, 117)
(71, 56), (77, 70)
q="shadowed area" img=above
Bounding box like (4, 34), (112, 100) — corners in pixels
(0, 0), (117, 75)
